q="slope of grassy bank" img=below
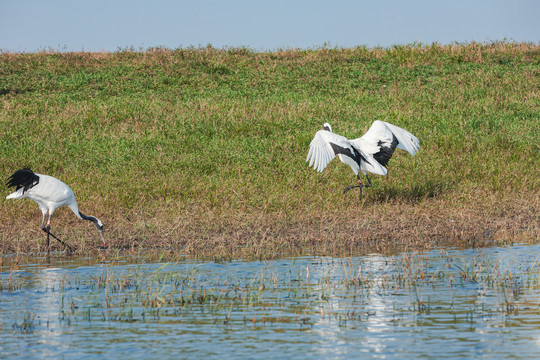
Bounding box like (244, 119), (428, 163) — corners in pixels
(1, 42), (538, 257)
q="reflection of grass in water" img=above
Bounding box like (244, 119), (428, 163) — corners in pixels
(11, 313), (36, 333)
(2, 250), (540, 330)
(94, 256), (539, 325)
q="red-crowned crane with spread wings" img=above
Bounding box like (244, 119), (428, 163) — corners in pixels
(306, 120), (420, 198)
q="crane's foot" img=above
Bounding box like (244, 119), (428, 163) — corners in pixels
(343, 179), (368, 200)
(343, 184), (364, 200)
(343, 184), (363, 194)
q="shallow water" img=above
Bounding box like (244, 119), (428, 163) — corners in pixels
(1, 244), (539, 359)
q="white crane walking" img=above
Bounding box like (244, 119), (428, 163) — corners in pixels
(306, 120), (420, 198)
(6, 169), (106, 252)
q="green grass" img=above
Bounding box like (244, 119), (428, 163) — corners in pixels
(0, 42), (538, 255)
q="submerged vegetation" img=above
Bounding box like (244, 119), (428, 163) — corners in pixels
(0, 42), (538, 256)
(1, 247), (540, 344)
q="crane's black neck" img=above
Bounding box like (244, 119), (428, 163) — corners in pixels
(79, 212), (104, 232)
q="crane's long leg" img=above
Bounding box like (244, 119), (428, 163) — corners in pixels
(40, 213), (49, 253)
(40, 217), (73, 254)
(343, 174), (365, 199)
(364, 174), (372, 188)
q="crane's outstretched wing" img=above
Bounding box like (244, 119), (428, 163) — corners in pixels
(306, 130), (355, 172)
(381, 121), (420, 156)
(352, 120), (420, 166)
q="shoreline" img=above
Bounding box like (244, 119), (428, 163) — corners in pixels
(2, 191), (537, 259)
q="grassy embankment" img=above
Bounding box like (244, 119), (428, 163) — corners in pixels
(0, 42), (538, 258)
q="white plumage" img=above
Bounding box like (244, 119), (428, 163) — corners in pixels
(306, 120), (420, 196)
(6, 169), (105, 251)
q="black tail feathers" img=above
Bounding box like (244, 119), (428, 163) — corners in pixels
(6, 168), (40, 193)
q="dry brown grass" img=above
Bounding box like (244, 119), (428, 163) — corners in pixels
(1, 43), (538, 258)
(1, 187), (536, 260)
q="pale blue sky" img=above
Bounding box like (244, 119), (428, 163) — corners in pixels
(1, 0), (538, 52)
